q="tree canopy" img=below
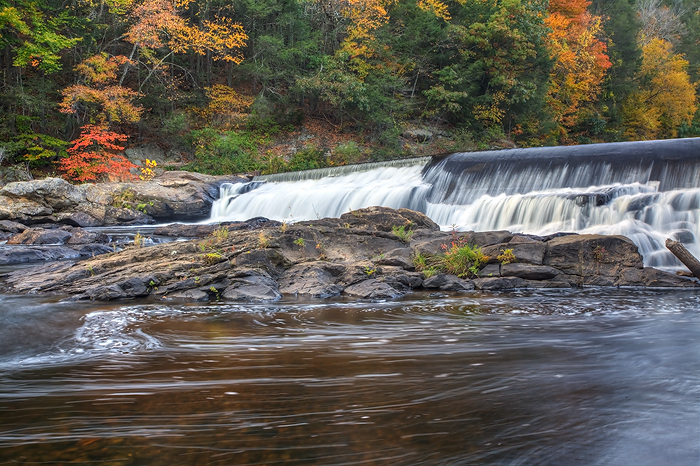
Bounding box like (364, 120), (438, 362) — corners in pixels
(1, 0), (699, 178)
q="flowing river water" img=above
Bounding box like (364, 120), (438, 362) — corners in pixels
(2, 290), (700, 465)
(3, 140), (700, 464)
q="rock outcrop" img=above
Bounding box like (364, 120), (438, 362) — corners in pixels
(0, 171), (245, 226)
(1, 207), (696, 301)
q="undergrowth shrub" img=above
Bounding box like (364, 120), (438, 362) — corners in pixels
(59, 125), (135, 182)
(412, 237), (489, 278)
(183, 128), (265, 175)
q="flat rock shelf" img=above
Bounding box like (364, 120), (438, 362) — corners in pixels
(2, 207), (696, 302)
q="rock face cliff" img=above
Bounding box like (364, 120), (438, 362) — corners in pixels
(0, 172), (245, 226)
(2, 207), (696, 302)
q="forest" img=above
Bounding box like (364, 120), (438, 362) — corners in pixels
(1, 0), (699, 179)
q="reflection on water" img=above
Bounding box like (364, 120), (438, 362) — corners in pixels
(1, 290), (699, 465)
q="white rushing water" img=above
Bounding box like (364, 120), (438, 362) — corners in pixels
(210, 156), (700, 269)
(210, 164), (429, 222)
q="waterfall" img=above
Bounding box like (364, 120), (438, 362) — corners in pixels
(210, 138), (700, 268)
(211, 163), (430, 222)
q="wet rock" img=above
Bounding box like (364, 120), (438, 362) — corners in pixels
(154, 223), (225, 238)
(2, 207), (696, 301)
(343, 279), (403, 299)
(75, 244), (114, 257)
(618, 268), (699, 288)
(56, 211), (104, 227)
(410, 232), (454, 255)
(543, 234), (643, 277)
(64, 227), (109, 244)
(374, 248), (414, 269)
(337, 206), (439, 232)
(480, 263), (501, 277)
(381, 268), (423, 291)
(233, 249), (290, 277)
(222, 275), (281, 302)
(278, 263), (345, 298)
(87, 284), (126, 300)
(500, 263), (561, 280)
(117, 277), (150, 297)
(0, 246), (83, 265)
(671, 229), (695, 244)
(584, 275), (617, 287)
(7, 229), (73, 245)
(483, 241), (546, 265)
(0, 220), (28, 233)
(422, 274), (474, 291)
(164, 289), (210, 301)
(524, 277), (574, 288)
(461, 230), (514, 247)
(474, 276), (527, 290)
(0, 173), (245, 226)
(154, 218), (278, 238)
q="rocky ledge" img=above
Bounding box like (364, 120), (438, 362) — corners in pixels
(0, 171), (245, 226)
(1, 207), (696, 301)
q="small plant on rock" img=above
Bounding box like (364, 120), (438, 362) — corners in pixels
(316, 242), (327, 260)
(203, 252), (225, 266)
(392, 225), (414, 243)
(364, 265), (377, 277)
(414, 237), (488, 279)
(413, 252), (429, 271)
(257, 231), (271, 249)
(211, 225), (229, 242)
(113, 187), (136, 209)
(497, 248), (516, 265)
(135, 201), (153, 214)
(593, 245), (606, 262)
(139, 159), (157, 181)
(133, 232), (145, 248)
(439, 241), (488, 278)
(294, 237), (306, 248)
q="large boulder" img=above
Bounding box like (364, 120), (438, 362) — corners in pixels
(543, 234), (643, 277)
(422, 274), (474, 291)
(0, 172), (246, 226)
(343, 279), (403, 299)
(278, 263), (345, 298)
(222, 275), (282, 302)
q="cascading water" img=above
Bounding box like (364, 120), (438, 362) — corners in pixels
(210, 138), (700, 268)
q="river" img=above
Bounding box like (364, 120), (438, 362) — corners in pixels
(1, 289), (699, 465)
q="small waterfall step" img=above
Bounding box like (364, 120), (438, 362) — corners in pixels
(209, 138), (700, 269)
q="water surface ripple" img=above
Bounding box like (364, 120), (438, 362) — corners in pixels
(1, 290), (699, 465)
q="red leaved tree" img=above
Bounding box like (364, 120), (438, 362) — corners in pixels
(58, 125), (136, 182)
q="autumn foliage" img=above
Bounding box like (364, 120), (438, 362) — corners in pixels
(545, 0), (612, 134)
(60, 54), (142, 126)
(58, 126), (136, 182)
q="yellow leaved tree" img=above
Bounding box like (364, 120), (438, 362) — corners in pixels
(623, 38), (697, 139)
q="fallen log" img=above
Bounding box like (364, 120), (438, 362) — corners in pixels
(665, 239), (700, 279)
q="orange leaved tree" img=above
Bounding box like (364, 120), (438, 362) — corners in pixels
(545, 0), (611, 137)
(58, 125), (136, 182)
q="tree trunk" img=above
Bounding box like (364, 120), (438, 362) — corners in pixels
(666, 239), (700, 279)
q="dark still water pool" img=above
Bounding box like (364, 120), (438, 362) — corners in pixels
(1, 290), (699, 465)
